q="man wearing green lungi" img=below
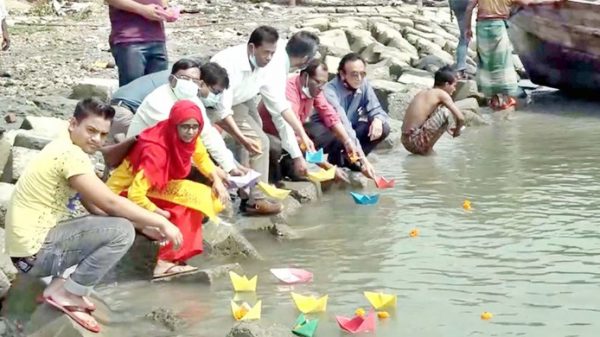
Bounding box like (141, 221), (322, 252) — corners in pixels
(464, 0), (564, 110)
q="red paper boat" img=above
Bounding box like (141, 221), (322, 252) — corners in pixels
(375, 176), (395, 189)
(336, 309), (376, 333)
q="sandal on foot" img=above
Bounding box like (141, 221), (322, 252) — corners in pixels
(153, 263), (199, 280)
(44, 296), (100, 333)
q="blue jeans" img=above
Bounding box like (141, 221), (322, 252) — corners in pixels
(27, 216), (135, 296)
(449, 0), (470, 71)
(110, 41), (168, 86)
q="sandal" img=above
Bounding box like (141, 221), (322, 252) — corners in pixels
(44, 296), (100, 333)
(153, 263), (199, 280)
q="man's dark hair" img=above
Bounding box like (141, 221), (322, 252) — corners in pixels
(286, 31), (319, 58)
(73, 97), (115, 122)
(337, 53), (366, 73)
(434, 65), (457, 87)
(200, 62), (230, 89)
(171, 58), (200, 75)
(300, 59), (327, 78)
(248, 26), (279, 47)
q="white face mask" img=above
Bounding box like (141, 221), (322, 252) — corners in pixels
(172, 78), (199, 99)
(249, 45), (259, 69)
(301, 75), (312, 99)
(200, 91), (220, 108)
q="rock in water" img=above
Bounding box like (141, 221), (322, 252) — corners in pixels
(226, 322), (294, 337)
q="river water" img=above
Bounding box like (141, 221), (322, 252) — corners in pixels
(97, 93), (600, 337)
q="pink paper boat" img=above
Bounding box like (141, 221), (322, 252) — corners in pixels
(270, 268), (313, 284)
(336, 309), (376, 333)
(158, 6), (180, 22)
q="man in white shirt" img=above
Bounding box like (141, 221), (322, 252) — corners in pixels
(127, 59), (245, 178)
(0, 0), (9, 52)
(211, 26), (320, 215)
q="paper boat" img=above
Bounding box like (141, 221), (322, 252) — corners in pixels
(292, 313), (319, 337)
(350, 192), (379, 205)
(231, 300), (261, 321)
(307, 166), (336, 183)
(229, 271), (257, 292)
(364, 291), (397, 310)
(257, 182), (291, 200)
(374, 176), (395, 189)
(157, 6), (180, 22)
(291, 292), (328, 314)
(270, 268), (313, 284)
(336, 309), (376, 333)
(228, 170), (261, 189)
(305, 148), (325, 164)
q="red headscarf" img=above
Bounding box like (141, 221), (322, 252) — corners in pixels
(128, 100), (205, 190)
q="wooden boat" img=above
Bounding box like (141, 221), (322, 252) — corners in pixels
(508, 0), (600, 94)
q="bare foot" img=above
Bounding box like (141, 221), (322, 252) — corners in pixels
(44, 282), (100, 332)
(43, 278), (95, 310)
(153, 260), (198, 278)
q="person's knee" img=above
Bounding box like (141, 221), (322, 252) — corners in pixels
(379, 120), (391, 141)
(111, 218), (136, 249)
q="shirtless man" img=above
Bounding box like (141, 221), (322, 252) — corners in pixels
(401, 66), (465, 155)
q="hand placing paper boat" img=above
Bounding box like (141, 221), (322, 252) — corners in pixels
(350, 192), (379, 205)
(257, 182), (291, 200)
(227, 170), (261, 189)
(292, 313), (319, 337)
(364, 291), (397, 310)
(336, 309), (376, 333)
(270, 268), (313, 284)
(229, 271), (257, 292)
(307, 166), (336, 183)
(374, 176), (395, 189)
(231, 300), (261, 321)
(291, 292), (328, 314)
(305, 148), (325, 164)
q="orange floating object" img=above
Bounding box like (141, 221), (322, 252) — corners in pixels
(409, 228), (419, 237)
(480, 311), (493, 320)
(463, 200), (472, 210)
(377, 311), (390, 319)
(355, 308), (366, 317)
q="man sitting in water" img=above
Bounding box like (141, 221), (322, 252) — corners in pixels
(401, 66), (466, 155)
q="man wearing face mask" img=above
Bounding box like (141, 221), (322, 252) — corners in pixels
(258, 59), (360, 184)
(126, 59), (248, 181)
(306, 53), (390, 180)
(210, 27), (319, 215)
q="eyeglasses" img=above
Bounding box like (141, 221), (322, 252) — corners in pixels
(209, 86), (223, 95)
(178, 124), (200, 132)
(175, 74), (202, 86)
(346, 71), (367, 80)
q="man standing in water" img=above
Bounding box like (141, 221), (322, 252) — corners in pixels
(401, 66), (466, 155)
(464, 0), (564, 110)
(449, 0), (470, 78)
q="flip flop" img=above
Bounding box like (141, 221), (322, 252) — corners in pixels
(44, 296), (101, 333)
(37, 294), (96, 311)
(153, 264), (199, 280)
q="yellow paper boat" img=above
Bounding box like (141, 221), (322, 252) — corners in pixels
(257, 182), (291, 200)
(231, 300), (262, 321)
(307, 166), (336, 182)
(229, 271), (257, 292)
(291, 292), (328, 313)
(364, 291), (397, 310)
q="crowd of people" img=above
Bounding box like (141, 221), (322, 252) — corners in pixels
(1, 0), (565, 333)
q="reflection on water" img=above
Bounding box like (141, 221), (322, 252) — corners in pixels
(99, 98), (600, 337)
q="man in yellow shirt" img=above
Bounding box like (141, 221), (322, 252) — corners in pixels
(5, 98), (183, 333)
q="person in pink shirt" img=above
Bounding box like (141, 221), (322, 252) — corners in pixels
(107, 0), (173, 86)
(258, 59), (359, 184)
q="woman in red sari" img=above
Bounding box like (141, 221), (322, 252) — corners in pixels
(107, 100), (229, 279)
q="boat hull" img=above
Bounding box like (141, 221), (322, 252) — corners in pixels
(508, 1), (600, 94)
